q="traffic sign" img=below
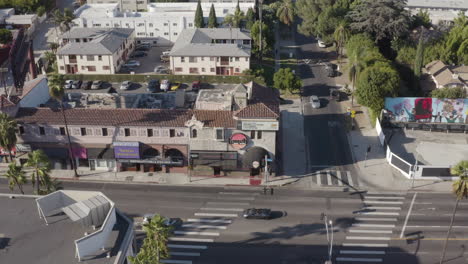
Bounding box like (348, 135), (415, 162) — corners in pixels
(351, 114), (356, 118)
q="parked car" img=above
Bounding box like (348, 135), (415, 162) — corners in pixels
(191, 80), (201, 91)
(136, 46), (150, 51)
(147, 79), (160, 93)
(64, 80), (73, 89)
(160, 79), (170, 91)
(162, 50), (170, 56)
(329, 88), (342, 101)
(154, 66), (169, 74)
(242, 208), (272, 220)
(310, 95), (321, 109)
(119, 66), (135, 73)
(170, 82), (181, 91)
(91, 80), (103, 90)
(82, 81), (93, 90)
(142, 214), (182, 228)
(71, 80), (82, 89)
(318, 39), (327, 48)
(160, 55), (169, 63)
(124, 60), (140, 67)
(120, 81), (132, 90)
(130, 51), (147, 58)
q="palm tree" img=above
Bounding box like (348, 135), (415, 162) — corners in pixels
(61, 8), (75, 32)
(25, 150), (51, 195)
(5, 162), (27, 194)
(334, 21), (350, 66)
(0, 112), (17, 162)
(275, 0), (295, 26)
(223, 2), (245, 28)
(440, 160), (468, 264)
(48, 74), (78, 177)
(48, 43), (59, 53)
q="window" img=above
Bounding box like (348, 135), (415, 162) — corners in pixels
(181, 57), (185, 62)
(169, 129), (175, 138)
(125, 23), (130, 27)
(243, 39), (250, 45)
(175, 67), (183, 72)
(150, 32), (154, 37)
(201, 67), (205, 72)
(250, 130), (255, 139)
(192, 129), (197, 138)
(103, 66), (110, 70)
(59, 127), (65, 135)
(163, 23), (168, 26)
(257, 131), (262, 139)
(58, 55), (62, 59)
(86, 55), (95, 61)
(80, 128), (87, 136)
(173, 23), (177, 26)
(137, 32), (146, 36)
(147, 129), (153, 137)
(235, 68), (240, 73)
(93, 24), (101, 27)
(188, 23), (193, 27)
(235, 57), (239, 61)
(210, 68), (215, 72)
(39, 127), (45, 135)
(164, 32), (169, 36)
(246, 57), (249, 62)
(149, 23), (153, 27)
(114, 23), (120, 27)
(216, 129), (224, 140)
(137, 23), (144, 27)
(87, 66), (96, 71)
(19, 126), (24, 134)
(102, 128), (108, 136)
(201, 57), (204, 61)
(124, 128), (130, 137)
(189, 67), (199, 74)
(189, 57), (197, 63)
(210, 57), (215, 61)
(60, 66), (64, 70)
(81, 66), (85, 70)
(230, 57), (233, 62)
(173, 32), (178, 36)
(98, 55), (102, 61)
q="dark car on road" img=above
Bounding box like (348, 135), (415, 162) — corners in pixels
(71, 80), (82, 89)
(325, 62), (336, 77)
(329, 88), (342, 101)
(147, 79), (160, 93)
(243, 208), (272, 219)
(82, 81), (93, 90)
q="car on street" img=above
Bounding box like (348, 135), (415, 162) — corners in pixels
(91, 80), (103, 90)
(147, 79), (160, 93)
(310, 95), (321, 109)
(120, 81), (132, 90)
(124, 60), (140, 68)
(170, 82), (181, 91)
(329, 88), (342, 101)
(242, 208), (272, 219)
(154, 66), (169, 74)
(325, 62), (336, 77)
(318, 39), (327, 48)
(130, 51), (147, 58)
(64, 80), (73, 89)
(160, 79), (170, 91)
(191, 80), (201, 91)
(71, 80), (82, 89)
(160, 54), (169, 63)
(142, 214), (182, 228)
(82, 81), (93, 90)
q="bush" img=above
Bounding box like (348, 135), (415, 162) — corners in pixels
(431, 87), (467, 99)
(0, 29), (12, 45)
(37, 6), (46, 17)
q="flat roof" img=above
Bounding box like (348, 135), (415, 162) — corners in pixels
(406, 0), (468, 9)
(0, 197), (129, 264)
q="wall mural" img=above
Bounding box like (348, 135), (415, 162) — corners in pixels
(384, 98), (468, 124)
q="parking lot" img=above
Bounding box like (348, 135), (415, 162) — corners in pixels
(63, 80), (197, 95)
(121, 45), (172, 74)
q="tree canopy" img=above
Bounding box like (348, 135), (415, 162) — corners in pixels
(245, 7), (255, 30)
(273, 67), (302, 93)
(207, 3), (218, 28)
(194, 0), (205, 28)
(251, 20), (274, 57)
(224, 2), (244, 28)
(0, 29), (12, 45)
(275, 0), (295, 26)
(431, 87), (467, 99)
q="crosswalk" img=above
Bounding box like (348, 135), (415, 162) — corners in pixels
(336, 192), (407, 263)
(162, 189), (259, 264)
(305, 170), (357, 187)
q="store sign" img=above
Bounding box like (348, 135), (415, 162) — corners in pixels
(229, 133), (248, 150)
(72, 147), (87, 159)
(113, 142), (140, 159)
(15, 144), (31, 152)
(0, 147), (15, 156)
(118, 159), (183, 166)
(242, 121), (279, 131)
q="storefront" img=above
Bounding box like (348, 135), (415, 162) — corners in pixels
(190, 151), (238, 176)
(15, 144), (32, 165)
(40, 148), (70, 170)
(0, 146), (15, 163)
(87, 145), (116, 171)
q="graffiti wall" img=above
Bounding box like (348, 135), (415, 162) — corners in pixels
(384, 97), (468, 124)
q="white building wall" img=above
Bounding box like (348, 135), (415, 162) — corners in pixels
(19, 77), (50, 107)
(170, 56), (250, 75)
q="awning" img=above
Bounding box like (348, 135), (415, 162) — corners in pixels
(193, 159), (238, 168)
(242, 147), (268, 168)
(40, 148), (69, 159)
(87, 147), (115, 159)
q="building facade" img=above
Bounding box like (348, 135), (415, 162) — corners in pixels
(169, 28), (251, 75)
(406, 0), (468, 25)
(87, 0), (148, 12)
(72, 2), (255, 45)
(56, 28), (135, 74)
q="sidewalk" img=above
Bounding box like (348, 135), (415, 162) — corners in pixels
(346, 102), (454, 193)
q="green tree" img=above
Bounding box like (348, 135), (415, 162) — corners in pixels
(25, 150), (51, 195)
(48, 74), (78, 177)
(251, 20), (273, 58)
(355, 61), (400, 112)
(129, 214), (173, 264)
(224, 1), (245, 28)
(333, 20), (350, 65)
(412, 9), (431, 29)
(276, 0), (295, 26)
(413, 32), (425, 79)
(194, 0), (205, 28)
(0, 29), (12, 45)
(5, 163), (27, 194)
(37, 6), (46, 17)
(441, 12), (468, 65)
(245, 7), (255, 30)
(396, 45), (416, 65)
(431, 87), (467, 99)
(440, 160), (468, 264)
(273, 67), (302, 94)
(207, 3), (218, 28)
(0, 112), (17, 162)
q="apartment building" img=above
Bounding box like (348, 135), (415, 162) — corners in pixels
(72, 2), (255, 45)
(406, 0), (468, 24)
(87, 0), (148, 12)
(169, 28), (251, 75)
(56, 27), (135, 74)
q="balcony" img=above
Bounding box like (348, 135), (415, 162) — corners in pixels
(220, 57), (229, 66)
(69, 59), (77, 64)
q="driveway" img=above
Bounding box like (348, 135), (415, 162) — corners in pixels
(126, 46), (172, 74)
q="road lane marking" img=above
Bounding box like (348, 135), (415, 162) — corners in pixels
(206, 202), (250, 206)
(337, 171), (344, 186)
(356, 212), (400, 216)
(168, 244), (208, 250)
(346, 171), (354, 186)
(346, 236), (391, 241)
(364, 200), (404, 204)
(174, 231), (219, 236)
(326, 170), (332, 185)
(362, 206), (401, 210)
(218, 192), (259, 195)
(187, 218), (232, 224)
(355, 217), (398, 222)
(161, 260), (192, 264)
(216, 197), (255, 201)
(352, 224), (395, 228)
(336, 257), (382, 262)
(342, 243), (388, 247)
(182, 224), (227, 229)
(404, 225), (468, 229)
(364, 196), (405, 200)
(366, 191), (406, 195)
(339, 250), (385, 255)
(169, 237), (214, 243)
(349, 230), (393, 234)
(316, 171), (322, 185)
(391, 237), (468, 240)
(170, 252), (201, 257)
(194, 213), (238, 217)
(400, 192), (417, 238)
(200, 208), (244, 212)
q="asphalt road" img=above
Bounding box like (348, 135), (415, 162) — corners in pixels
(2, 179), (468, 263)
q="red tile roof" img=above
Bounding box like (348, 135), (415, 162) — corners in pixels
(235, 102), (279, 119)
(0, 95), (18, 108)
(194, 110), (237, 128)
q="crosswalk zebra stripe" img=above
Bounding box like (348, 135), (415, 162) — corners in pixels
(337, 171), (344, 186)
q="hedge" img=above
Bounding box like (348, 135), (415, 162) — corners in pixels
(59, 73), (265, 85)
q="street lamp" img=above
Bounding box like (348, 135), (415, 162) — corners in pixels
(321, 213), (334, 264)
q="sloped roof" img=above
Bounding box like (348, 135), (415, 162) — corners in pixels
(434, 68), (465, 87)
(235, 102), (279, 119)
(425, 60), (447, 76)
(20, 76), (46, 99)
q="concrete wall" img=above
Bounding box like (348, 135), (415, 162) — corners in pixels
(170, 55), (250, 75)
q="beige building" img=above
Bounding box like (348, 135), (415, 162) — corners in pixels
(86, 0), (148, 12)
(425, 60), (468, 90)
(56, 28), (135, 75)
(169, 28), (251, 75)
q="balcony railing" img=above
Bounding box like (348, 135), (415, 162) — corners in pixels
(69, 59), (77, 64)
(220, 61), (229, 66)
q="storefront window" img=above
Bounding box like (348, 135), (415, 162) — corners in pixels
(78, 159), (89, 167)
(97, 160), (107, 167)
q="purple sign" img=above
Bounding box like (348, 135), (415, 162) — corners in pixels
(113, 142), (140, 159)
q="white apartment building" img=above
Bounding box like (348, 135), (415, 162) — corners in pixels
(406, 0), (468, 25)
(169, 28), (251, 75)
(56, 28), (135, 75)
(72, 2), (255, 45)
(87, 0), (148, 12)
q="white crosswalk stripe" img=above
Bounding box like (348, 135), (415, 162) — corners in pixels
(356, 211), (400, 216)
(346, 236), (391, 241)
(169, 237), (214, 243)
(364, 196), (405, 200)
(349, 230), (393, 234)
(337, 170), (344, 186)
(342, 243), (389, 247)
(194, 213), (238, 217)
(336, 257), (383, 262)
(364, 200), (403, 204)
(311, 170), (356, 187)
(326, 170), (332, 185)
(182, 224), (227, 229)
(174, 231), (219, 236)
(362, 206), (401, 210)
(168, 244), (207, 250)
(346, 171), (354, 186)
(218, 192), (259, 195)
(200, 208), (244, 212)
(340, 250), (385, 255)
(355, 217), (398, 222)
(352, 223), (396, 228)
(206, 202), (250, 206)
(187, 218), (232, 224)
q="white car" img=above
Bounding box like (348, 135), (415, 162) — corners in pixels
(124, 60), (140, 68)
(64, 80), (73, 89)
(310, 95), (321, 109)
(162, 50), (170, 56)
(160, 79), (170, 92)
(142, 214), (182, 227)
(120, 81), (132, 90)
(318, 39), (327, 48)
(154, 66), (168, 74)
